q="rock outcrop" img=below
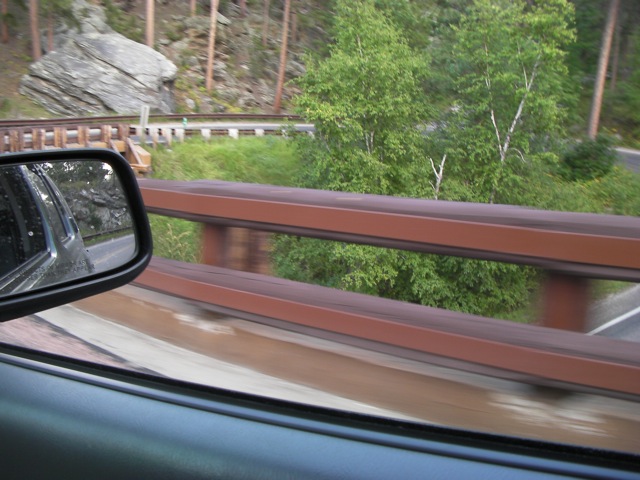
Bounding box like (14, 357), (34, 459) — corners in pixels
(19, 0), (177, 116)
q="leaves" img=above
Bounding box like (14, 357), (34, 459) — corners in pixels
(441, 0), (575, 203)
(294, 0), (433, 195)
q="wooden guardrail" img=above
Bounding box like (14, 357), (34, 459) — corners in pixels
(1, 119), (310, 173)
(137, 179), (640, 397)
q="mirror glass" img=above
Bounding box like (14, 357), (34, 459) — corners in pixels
(0, 160), (135, 297)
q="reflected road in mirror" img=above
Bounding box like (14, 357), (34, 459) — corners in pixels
(87, 233), (136, 274)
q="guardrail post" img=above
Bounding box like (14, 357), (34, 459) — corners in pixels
(101, 125), (112, 144)
(139, 105), (150, 145)
(9, 129), (23, 152)
(54, 127), (67, 148)
(32, 128), (45, 150)
(78, 125), (89, 147)
(539, 272), (590, 332)
(202, 224), (230, 268)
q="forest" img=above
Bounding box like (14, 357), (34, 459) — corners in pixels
(3, 0), (640, 319)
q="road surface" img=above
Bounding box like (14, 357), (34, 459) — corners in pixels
(617, 147), (640, 172)
(86, 234), (136, 273)
(588, 284), (640, 342)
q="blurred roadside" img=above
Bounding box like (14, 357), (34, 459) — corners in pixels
(1, 284), (639, 454)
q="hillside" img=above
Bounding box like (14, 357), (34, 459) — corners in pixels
(0, 0), (319, 119)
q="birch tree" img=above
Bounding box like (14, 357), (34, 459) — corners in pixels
(444, 0), (575, 204)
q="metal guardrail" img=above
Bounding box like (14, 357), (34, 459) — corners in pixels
(0, 113), (301, 129)
(137, 178), (640, 397)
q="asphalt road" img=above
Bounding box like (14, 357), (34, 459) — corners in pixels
(617, 147), (640, 172)
(588, 284), (640, 342)
(591, 306), (640, 341)
(86, 234), (136, 273)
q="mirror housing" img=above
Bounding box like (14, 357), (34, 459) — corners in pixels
(0, 149), (152, 322)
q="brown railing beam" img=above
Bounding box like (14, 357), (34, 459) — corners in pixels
(139, 179), (640, 281)
(136, 258), (640, 396)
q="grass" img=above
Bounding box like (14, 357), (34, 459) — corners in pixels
(150, 136), (301, 185)
(146, 136), (300, 262)
(0, 94), (52, 120)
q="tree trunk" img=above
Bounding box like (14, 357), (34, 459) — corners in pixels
(29, 0), (41, 61)
(273, 0), (291, 114)
(1, 0), (8, 44)
(146, 0), (155, 48)
(610, 19), (621, 92)
(587, 0), (620, 139)
(239, 0), (247, 17)
(205, 0), (219, 93)
(261, 0), (270, 47)
(190, 0), (197, 17)
(47, 11), (53, 52)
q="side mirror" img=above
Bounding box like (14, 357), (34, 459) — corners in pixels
(0, 149), (152, 322)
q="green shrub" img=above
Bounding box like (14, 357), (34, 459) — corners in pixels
(586, 166), (640, 216)
(560, 135), (617, 182)
(147, 137), (300, 261)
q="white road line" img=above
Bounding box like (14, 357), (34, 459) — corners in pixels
(588, 305), (640, 335)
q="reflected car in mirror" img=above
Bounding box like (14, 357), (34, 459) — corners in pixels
(0, 149), (152, 322)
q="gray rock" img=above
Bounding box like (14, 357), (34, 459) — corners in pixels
(21, 33), (177, 115)
(183, 12), (231, 32)
(287, 60), (306, 77)
(47, 0), (112, 52)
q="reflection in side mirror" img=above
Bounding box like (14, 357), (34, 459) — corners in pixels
(0, 160), (136, 297)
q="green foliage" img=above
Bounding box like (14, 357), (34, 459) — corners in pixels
(148, 215), (201, 264)
(273, 0), (541, 318)
(0, 97), (9, 114)
(103, 0), (143, 43)
(42, 0), (77, 28)
(560, 135), (617, 181)
(438, 0), (576, 204)
(565, 0), (606, 79)
(585, 167), (640, 217)
(295, 0), (433, 195)
(273, 0), (638, 321)
(607, 30), (640, 139)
